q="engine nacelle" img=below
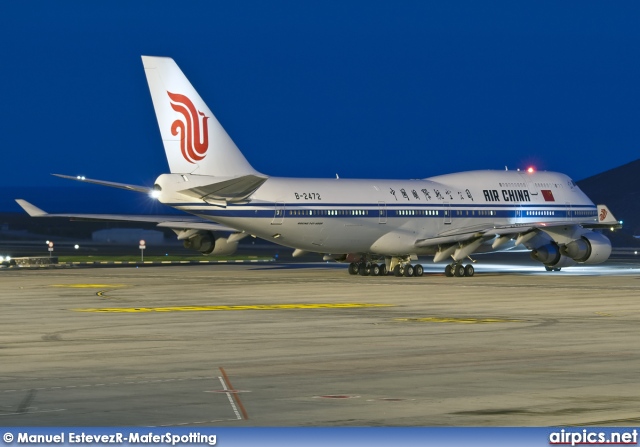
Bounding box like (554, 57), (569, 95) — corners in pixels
(531, 243), (560, 265)
(530, 243), (577, 268)
(183, 231), (238, 256)
(561, 232), (612, 264)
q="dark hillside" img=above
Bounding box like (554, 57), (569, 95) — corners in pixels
(577, 158), (640, 245)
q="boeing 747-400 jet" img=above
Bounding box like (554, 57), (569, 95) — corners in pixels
(17, 56), (621, 277)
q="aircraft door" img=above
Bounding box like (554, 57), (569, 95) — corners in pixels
(443, 202), (452, 225)
(519, 172), (539, 198)
(272, 202), (285, 225)
(378, 201), (387, 224)
(566, 202), (572, 221)
(515, 205), (525, 224)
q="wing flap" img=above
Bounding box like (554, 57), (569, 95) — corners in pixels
(156, 221), (237, 232)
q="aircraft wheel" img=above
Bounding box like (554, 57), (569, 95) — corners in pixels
(393, 265), (403, 277)
(380, 264), (388, 276)
(358, 263), (370, 276)
(464, 264), (475, 277)
(348, 262), (359, 275)
(414, 264), (424, 277)
(554, 268), (561, 272)
(545, 266), (553, 272)
(453, 264), (465, 277)
(444, 265), (453, 277)
(370, 263), (381, 276)
(404, 264), (414, 277)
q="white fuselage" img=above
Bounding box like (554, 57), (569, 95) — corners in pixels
(156, 169), (597, 257)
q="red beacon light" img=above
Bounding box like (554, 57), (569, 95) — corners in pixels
(527, 167), (535, 173)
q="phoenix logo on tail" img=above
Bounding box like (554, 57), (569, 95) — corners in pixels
(167, 91), (209, 163)
(600, 208), (608, 222)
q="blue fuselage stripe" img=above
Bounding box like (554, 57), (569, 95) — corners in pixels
(172, 204), (597, 220)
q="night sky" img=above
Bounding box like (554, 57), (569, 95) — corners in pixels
(2, 1), (639, 193)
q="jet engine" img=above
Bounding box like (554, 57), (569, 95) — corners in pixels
(560, 232), (612, 264)
(182, 231), (238, 256)
(531, 231), (612, 268)
(530, 243), (577, 268)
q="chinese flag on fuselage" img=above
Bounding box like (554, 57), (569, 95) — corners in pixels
(541, 190), (555, 202)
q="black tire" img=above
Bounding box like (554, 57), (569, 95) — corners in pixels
(381, 264), (388, 276)
(545, 266), (553, 272)
(348, 262), (359, 275)
(554, 268), (561, 272)
(358, 264), (369, 276)
(454, 264), (465, 277)
(393, 265), (402, 277)
(464, 264), (475, 277)
(414, 264), (424, 277)
(444, 265), (453, 277)
(370, 264), (381, 276)
(404, 264), (414, 277)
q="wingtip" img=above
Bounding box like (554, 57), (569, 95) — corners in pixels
(15, 199), (47, 217)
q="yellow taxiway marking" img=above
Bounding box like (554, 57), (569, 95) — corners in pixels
(395, 317), (522, 324)
(51, 284), (127, 288)
(72, 303), (393, 313)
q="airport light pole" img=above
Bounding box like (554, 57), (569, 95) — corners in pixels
(139, 239), (146, 262)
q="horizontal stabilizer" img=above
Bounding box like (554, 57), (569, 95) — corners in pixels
(586, 204), (622, 229)
(177, 175), (267, 202)
(52, 174), (151, 194)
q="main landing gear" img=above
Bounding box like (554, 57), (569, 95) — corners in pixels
(348, 262), (424, 277)
(392, 263), (424, 277)
(444, 263), (475, 277)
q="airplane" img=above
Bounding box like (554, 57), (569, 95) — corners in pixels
(17, 56), (622, 277)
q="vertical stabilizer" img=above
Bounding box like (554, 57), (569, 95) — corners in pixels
(142, 56), (260, 177)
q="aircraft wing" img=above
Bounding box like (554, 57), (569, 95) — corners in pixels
(414, 220), (580, 249)
(15, 199), (237, 233)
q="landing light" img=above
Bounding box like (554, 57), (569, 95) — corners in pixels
(150, 190), (161, 199)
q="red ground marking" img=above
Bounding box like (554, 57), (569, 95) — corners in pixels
(219, 367), (249, 420)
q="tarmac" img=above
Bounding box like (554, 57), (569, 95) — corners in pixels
(1, 253), (640, 426)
